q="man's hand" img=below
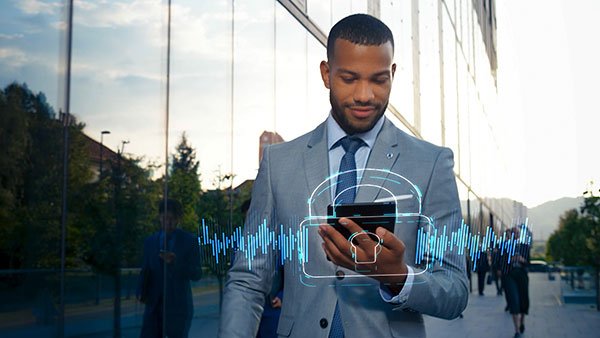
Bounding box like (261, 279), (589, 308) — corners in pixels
(270, 296), (282, 309)
(318, 217), (408, 295)
(159, 251), (177, 264)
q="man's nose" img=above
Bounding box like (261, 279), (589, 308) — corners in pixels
(353, 80), (375, 104)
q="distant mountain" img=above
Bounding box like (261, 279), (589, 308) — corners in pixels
(527, 197), (584, 241)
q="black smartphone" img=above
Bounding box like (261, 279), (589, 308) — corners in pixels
(326, 202), (396, 241)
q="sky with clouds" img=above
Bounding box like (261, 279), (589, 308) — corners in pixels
(1, 0), (598, 208)
(495, 0), (600, 207)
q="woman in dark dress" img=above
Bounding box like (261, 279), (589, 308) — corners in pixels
(500, 225), (531, 338)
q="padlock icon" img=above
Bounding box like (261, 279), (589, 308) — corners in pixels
(299, 168), (436, 280)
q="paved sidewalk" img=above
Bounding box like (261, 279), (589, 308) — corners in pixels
(425, 272), (599, 338)
(187, 272), (600, 338)
(3, 272), (596, 337)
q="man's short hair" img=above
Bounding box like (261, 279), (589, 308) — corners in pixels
(158, 198), (183, 218)
(327, 13), (394, 61)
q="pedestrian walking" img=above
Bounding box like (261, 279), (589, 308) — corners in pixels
(500, 226), (531, 338)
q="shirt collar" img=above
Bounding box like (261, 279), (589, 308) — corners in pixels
(326, 111), (385, 150)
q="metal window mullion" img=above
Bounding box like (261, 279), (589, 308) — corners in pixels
(411, 0), (421, 134)
(277, 0), (327, 48)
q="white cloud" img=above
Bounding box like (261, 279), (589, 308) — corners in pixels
(0, 47), (30, 68)
(14, 0), (59, 15)
(50, 21), (67, 31)
(74, 0), (97, 11)
(0, 33), (25, 40)
(168, 4), (228, 58)
(168, 2), (276, 63)
(69, 60), (162, 83)
(69, 0), (273, 61)
(73, 0), (162, 28)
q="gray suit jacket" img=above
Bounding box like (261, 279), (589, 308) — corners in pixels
(219, 118), (468, 338)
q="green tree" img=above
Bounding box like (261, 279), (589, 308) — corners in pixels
(168, 133), (201, 234)
(0, 83), (92, 270)
(546, 184), (600, 311)
(545, 209), (586, 266)
(0, 83), (168, 334)
(0, 83), (29, 269)
(581, 183), (600, 311)
(77, 155), (160, 273)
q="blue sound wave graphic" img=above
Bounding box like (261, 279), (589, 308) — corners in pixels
(198, 216), (532, 274)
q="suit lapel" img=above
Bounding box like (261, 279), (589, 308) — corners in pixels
(355, 118), (401, 203)
(303, 121), (331, 216)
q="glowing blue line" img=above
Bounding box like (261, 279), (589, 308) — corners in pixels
(298, 276), (316, 287)
(317, 182), (338, 196)
(440, 225), (447, 265)
(414, 185), (422, 197)
(415, 228), (422, 264)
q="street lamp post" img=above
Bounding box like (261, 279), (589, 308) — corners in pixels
(99, 130), (111, 179)
(120, 140), (129, 154)
(113, 139), (129, 338)
(96, 130), (110, 306)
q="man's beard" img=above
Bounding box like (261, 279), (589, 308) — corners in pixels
(329, 91), (387, 135)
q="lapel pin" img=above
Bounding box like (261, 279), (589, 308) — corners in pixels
(387, 152), (393, 159)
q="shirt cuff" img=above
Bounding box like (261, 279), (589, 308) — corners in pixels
(379, 265), (414, 305)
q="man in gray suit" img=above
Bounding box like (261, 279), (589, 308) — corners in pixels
(219, 14), (468, 338)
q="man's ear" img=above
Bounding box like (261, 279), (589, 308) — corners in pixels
(320, 60), (331, 89)
(391, 63), (396, 79)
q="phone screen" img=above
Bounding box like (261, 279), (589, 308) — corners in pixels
(326, 202), (396, 240)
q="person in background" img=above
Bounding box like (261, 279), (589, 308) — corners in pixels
(490, 246), (503, 296)
(501, 225), (531, 338)
(137, 199), (202, 338)
(499, 229), (512, 311)
(466, 254), (473, 293)
(476, 250), (490, 296)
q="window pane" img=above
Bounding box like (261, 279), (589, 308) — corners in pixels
(307, 0), (330, 33)
(68, 0), (166, 335)
(443, 10), (458, 156)
(381, 0), (414, 126)
(0, 1), (64, 335)
(232, 0), (276, 186)
(171, 0), (232, 190)
(419, 0), (442, 146)
(275, 4), (309, 141)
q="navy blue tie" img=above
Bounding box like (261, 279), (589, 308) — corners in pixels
(330, 136), (365, 338)
(334, 136), (365, 205)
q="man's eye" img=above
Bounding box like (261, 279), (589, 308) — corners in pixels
(341, 77), (356, 83)
(374, 77), (389, 84)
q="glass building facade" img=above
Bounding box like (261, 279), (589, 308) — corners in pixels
(0, 0), (525, 336)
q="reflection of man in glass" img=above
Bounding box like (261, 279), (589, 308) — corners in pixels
(220, 14), (467, 338)
(137, 199), (202, 338)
